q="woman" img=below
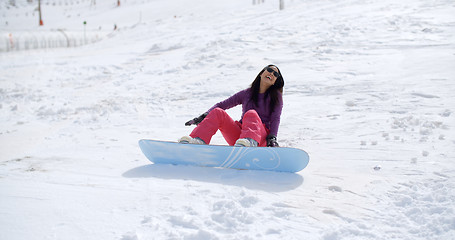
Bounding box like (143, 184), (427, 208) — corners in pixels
(179, 64), (284, 147)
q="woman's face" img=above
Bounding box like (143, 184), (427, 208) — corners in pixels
(260, 66), (279, 89)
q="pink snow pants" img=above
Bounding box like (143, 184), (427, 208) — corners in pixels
(190, 108), (269, 146)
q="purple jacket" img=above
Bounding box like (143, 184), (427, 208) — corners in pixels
(207, 89), (283, 136)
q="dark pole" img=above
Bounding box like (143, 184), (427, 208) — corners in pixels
(38, 0), (43, 26)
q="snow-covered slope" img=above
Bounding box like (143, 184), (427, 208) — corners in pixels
(1, 0), (454, 239)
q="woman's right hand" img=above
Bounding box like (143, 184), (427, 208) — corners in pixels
(266, 134), (279, 147)
(185, 113), (208, 126)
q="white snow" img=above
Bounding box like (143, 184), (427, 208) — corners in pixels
(1, 0), (455, 239)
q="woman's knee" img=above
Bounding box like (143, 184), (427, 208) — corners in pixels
(209, 107), (228, 118)
(212, 107), (224, 114)
(244, 109), (260, 119)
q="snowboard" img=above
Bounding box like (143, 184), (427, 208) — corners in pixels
(138, 139), (309, 172)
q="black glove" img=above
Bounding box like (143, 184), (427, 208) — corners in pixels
(185, 113), (208, 126)
(266, 134), (279, 147)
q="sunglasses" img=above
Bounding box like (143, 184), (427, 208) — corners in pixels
(265, 67), (280, 78)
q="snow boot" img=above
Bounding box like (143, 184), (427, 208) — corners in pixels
(234, 138), (258, 147)
(178, 136), (206, 145)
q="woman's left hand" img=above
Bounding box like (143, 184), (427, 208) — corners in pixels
(185, 112), (208, 126)
(266, 134), (279, 147)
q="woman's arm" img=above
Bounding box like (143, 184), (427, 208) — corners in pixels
(207, 89), (248, 113)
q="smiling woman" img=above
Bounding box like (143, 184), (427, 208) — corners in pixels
(180, 65), (285, 147)
(260, 66), (280, 93)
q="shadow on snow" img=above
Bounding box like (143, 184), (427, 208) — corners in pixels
(123, 163), (304, 192)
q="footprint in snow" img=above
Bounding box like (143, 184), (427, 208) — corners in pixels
(120, 232), (138, 240)
(328, 186), (343, 192)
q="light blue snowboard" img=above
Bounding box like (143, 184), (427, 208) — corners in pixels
(138, 139), (309, 172)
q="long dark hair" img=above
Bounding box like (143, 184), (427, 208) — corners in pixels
(250, 64), (284, 113)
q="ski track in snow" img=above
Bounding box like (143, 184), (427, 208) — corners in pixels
(1, 0), (455, 239)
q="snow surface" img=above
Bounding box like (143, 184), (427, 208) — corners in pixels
(1, 0), (455, 239)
